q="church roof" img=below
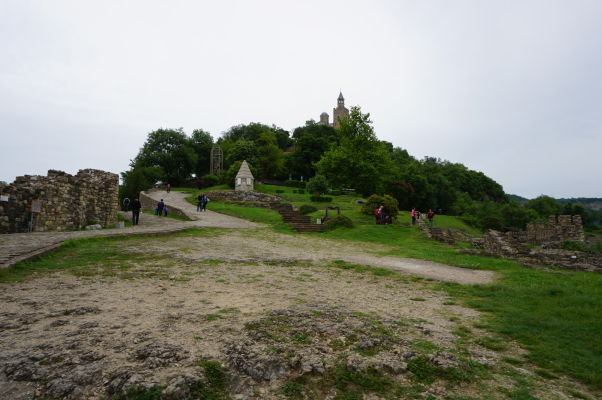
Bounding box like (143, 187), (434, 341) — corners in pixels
(338, 91), (344, 100)
(320, 112), (329, 116)
(235, 160), (254, 179)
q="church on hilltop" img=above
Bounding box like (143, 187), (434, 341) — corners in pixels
(319, 91), (349, 129)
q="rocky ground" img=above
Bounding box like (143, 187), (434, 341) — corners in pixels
(0, 227), (596, 399)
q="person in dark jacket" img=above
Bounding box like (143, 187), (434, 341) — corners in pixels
(157, 199), (165, 216)
(131, 198), (142, 225)
(123, 197), (130, 211)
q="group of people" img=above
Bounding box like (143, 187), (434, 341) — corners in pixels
(411, 207), (435, 227)
(155, 199), (168, 216)
(374, 205), (394, 225)
(122, 197), (142, 225)
(196, 194), (209, 212)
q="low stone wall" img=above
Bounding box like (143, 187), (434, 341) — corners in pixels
(139, 191), (188, 219)
(204, 190), (284, 203)
(0, 169), (119, 233)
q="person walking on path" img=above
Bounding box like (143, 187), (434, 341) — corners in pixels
(131, 198), (141, 225)
(123, 197), (130, 212)
(166, 183), (171, 193)
(427, 209), (435, 227)
(197, 194), (204, 212)
(202, 195), (209, 211)
(411, 208), (417, 225)
(157, 199), (165, 216)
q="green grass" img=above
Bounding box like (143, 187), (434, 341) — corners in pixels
(0, 235), (153, 283)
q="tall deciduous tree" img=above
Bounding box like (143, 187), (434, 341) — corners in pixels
(316, 107), (397, 197)
(287, 121), (338, 179)
(132, 128), (197, 185)
(256, 132), (285, 179)
(190, 129), (214, 178)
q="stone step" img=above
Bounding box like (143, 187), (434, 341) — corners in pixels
(270, 202), (324, 233)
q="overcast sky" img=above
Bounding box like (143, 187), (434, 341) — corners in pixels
(1, 0), (601, 198)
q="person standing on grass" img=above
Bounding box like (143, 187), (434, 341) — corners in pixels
(411, 207), (416, 225)
(131, 198), (141, 225)
(157, 199), (165, 216)
(427, 209), (435, 227)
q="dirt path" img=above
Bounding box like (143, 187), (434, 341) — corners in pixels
(155, 227), (495, 285)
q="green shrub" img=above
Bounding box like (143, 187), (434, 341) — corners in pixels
(361, 194), (399, 218)
(299, 205), (318, 215)
(306, 175), (329, 195)
(310, 195), (333, 203)
(276, 189), (285, 194)
(330, 189), (343, 196)
(298, 189), (305, 194)
(202, 174), (220, 188)
(324, 215), (354, 231)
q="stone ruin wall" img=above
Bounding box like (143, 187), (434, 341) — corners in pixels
(473, 215), (600, 272)
(0, 169), (119, 233)
(525, 215), (584, 244)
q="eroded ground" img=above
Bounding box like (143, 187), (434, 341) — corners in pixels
(0, 229), (596, 399)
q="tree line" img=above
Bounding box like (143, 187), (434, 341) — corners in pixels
(120, 106), (601, 231)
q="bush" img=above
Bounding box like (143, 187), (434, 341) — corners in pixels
(329, 189), (343, 196)
(297, 189), (305, 194)
(284, 179), (306, 188)
(201, 174), (220, 188)
(361, 194), (399, 218)
(276, 189), (284, 194)
(306, 175), (329, 195)
(323, 215), (354, 231)
(310, 195), (332, 203)
(299, 205), (318, 215)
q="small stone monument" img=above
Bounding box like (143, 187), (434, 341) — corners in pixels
(235, 160), (254, 192)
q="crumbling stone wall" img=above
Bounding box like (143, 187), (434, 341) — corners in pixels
(526, 215), (584, 244)
(0, 169), (119, 233)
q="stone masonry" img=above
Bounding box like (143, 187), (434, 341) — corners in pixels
(525, 215), (584, 244)
(0, 169), (119, 233)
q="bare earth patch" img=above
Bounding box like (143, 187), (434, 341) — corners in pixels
(0, 230), (595, 399)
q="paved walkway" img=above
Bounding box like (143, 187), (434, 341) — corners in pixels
(143, 189), (259, 229)
(0, 191), (258, 269)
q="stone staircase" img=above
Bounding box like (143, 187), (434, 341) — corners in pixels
(270, 203), (324, 233)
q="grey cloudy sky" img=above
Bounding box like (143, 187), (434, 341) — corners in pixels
(1, 0), (601, 198)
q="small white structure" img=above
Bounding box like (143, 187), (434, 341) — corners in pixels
(235, 160), (254, 192)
